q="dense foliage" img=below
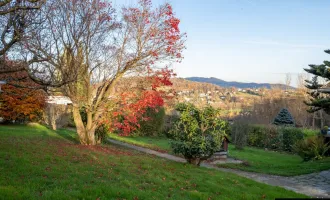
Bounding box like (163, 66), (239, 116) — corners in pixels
(169, 103), (229, 166)
(245, 125), (304, 152)
(0, 64), (45, 123)
(111, 69), (175, 136)
(294, 136), (330, 161)
(273, 108), (295, 126)
(304, 49), (330, 114)
(135, 107), (166, 136)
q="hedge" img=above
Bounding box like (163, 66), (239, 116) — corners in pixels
(245, 124), (304, 152)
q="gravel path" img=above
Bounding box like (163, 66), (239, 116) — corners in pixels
(108, 139), (330, 198)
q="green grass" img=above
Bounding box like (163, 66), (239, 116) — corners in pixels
(108, 133), (330, 176)
(219, 145), (330, 176)
(108, 133), (171, 152)
(0, 124), (306, 199)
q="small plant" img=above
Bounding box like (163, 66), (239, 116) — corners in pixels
(321, 126), (329, 135)
(95, 124), (109, 144)
(169, 103), (229, 166)
(294, 136), (330, 161)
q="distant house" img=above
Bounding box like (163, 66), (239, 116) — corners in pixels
(184, 97), (191, 102)
(46, 96), (72, 105)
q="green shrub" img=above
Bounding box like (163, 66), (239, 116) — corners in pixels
(136, 107), (165, 136)
(263, 125), (282, 150)
(169, 103), (229, 166)
(302, 128), (320, 137)
(247, 125), (267, 148)
(163, 114), (180, 139)
(247, 125), (304, 152)
(95, 124), (109, 144)
(294, 136), (330, 161)
(231, 120), (249, 149)
(280, 127), (304, 152)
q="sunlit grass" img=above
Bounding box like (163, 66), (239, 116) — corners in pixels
(0, 125), (306, 199)
(218, 145), (330, 176)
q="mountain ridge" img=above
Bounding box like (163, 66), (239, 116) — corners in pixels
(185, 77), (293, 89)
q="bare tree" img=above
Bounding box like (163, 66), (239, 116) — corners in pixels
(285, 73), (291, 91)
(24, 0), (185, 145)
(0, 0), (45, 57)
(296, 73), (309, 95)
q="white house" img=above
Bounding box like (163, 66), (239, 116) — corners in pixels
(46, 96), (72, 105)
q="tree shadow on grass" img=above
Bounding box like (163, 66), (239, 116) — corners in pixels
(55, 128), (80, 144)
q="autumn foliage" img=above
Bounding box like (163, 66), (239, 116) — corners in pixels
(0, 63), (46, 122)
(21, 0), (185, 145)
(110, 68), (176, 136)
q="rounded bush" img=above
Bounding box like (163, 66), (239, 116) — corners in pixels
(169, 103), (229, 166)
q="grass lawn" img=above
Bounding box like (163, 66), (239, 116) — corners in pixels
(0, 124), (306, 199)
(218, 145), (330, 176)
(108, 134), (330, 176)
(108, 133), (171, 152)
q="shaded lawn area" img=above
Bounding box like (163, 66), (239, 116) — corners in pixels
(108, 133), (171, 152)
(218, 145), (330, 176)
(0, 125), (306, 199)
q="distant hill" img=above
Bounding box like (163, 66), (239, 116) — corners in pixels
(185, 77), (293, 89)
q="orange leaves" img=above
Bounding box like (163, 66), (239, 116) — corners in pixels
(0, 64), (46, 122)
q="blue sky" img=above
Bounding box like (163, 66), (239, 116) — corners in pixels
(118, 0), (330, 85)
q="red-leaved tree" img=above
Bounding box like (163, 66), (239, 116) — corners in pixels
(22, 0), (186, 145)
(0, 63), (46, 122)
(110, 68), (175, 136)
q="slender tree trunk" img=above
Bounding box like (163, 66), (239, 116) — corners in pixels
(313, 112), (316, 129)
(72, 105), (97, 145)
(320, 110), (324, 128)
(47, 104), (57, 130)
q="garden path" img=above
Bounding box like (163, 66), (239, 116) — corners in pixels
(108, 138), (330, 198)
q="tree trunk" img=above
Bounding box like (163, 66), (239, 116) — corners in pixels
(313, 112), (316, 129)
(72, 105), (97, 145)
(320, 110), (324, 128)
(187, 158), (201, 166)
(47, 104), (57, 130)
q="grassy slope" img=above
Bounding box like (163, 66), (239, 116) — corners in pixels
(219, 145), (330, 176)
(109, 135), (330, 176)
(0, 125), (305, 200)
